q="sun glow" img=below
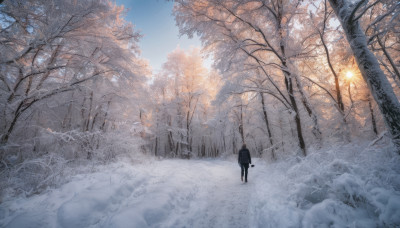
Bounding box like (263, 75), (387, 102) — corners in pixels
(346, 71), (354, 79)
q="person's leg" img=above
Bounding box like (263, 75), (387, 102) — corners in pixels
(240, 163), (244, 181)
(244, 164), (249, 182)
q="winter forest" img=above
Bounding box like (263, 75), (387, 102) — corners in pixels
(1, 0), (400, 227)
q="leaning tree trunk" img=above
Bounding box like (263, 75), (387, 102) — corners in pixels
(328, 0), (400, 151)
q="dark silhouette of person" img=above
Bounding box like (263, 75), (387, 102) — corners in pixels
(238, 144), (251, 182)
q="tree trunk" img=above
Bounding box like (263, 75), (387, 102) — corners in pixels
(1, 101), (24, 144)
(100, 100), (111, 131)
(320, 29), (345, 113)
(368, 95), (378, 136)
(85, 91), (94, 132)
(238, 104), (245, 144)
(279, 114), (285, 154)
(222, 132), (226, 154)
(154, 137), (158, 157)
(294, 74), (323, 144)
(62, 92), (74, 129)
(260, 92), (276, 160)
(329, 0), (400, 151)
(284, 72), (306, 156)
(186, 110), (192, 152)
(233, 131), (236, 154)
(279, 19), (307, 155)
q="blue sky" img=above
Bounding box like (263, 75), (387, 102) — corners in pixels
(115, 0), (203, 73)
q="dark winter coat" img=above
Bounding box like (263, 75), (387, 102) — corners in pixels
(238, 148), (251, 164)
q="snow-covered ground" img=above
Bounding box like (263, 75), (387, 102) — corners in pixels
(0, 159), (255, 228)
(1, 143), (400, 228)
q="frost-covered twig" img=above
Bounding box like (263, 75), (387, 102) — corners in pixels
(353, 0), (381, 22)
(368, 131), (387, 147)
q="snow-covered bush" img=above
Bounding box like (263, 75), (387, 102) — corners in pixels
(253, 137), (400, 227)
(0, 127), (146, 200)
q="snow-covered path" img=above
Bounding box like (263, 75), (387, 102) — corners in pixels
(0, 159), (260, 228)
(168, 160), (253, 228)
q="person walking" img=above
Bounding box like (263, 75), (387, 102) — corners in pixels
(238, 144), (251, 183)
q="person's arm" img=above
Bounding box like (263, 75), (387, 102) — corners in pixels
(238, 151), (241, 164)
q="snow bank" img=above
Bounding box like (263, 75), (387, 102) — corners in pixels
(252, 141), (400, 227)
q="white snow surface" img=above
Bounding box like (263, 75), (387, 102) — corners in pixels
(1, 143), (400, 228)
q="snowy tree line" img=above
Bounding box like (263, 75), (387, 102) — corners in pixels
(144, 48), (223, 158)
(149, 0), (400, 159)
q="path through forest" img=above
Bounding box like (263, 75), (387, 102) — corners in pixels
(169, 160), (253, 228)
